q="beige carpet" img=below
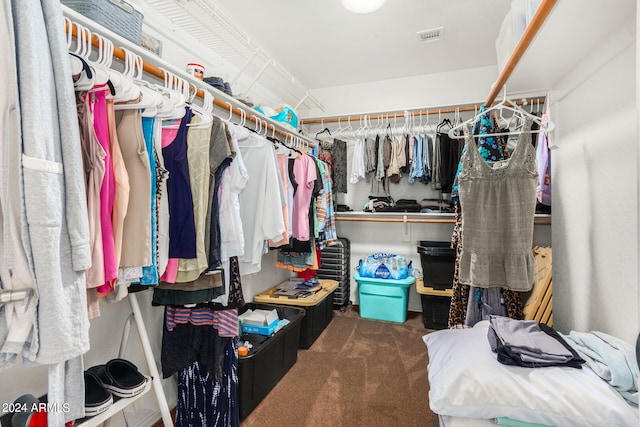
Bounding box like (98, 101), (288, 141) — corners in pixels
(240, 306), (437, 427)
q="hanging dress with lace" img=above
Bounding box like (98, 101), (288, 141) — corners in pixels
(457, 116), (538, 292)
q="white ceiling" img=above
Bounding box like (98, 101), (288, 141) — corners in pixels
(212, 0), (511, 90)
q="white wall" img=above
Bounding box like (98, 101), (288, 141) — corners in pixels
(550, 16), (638, 345)
(305, 65), (500, 118)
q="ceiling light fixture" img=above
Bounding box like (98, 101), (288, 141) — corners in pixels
(341, 0), (387, 14)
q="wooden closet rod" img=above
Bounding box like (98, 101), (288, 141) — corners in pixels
(485, 0), (558, 106)
(64, 21), (313, 147)
(335, 216), (551, 225)
(300, 97), (545, 126)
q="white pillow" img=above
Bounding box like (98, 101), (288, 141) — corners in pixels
(423, 328), (639, 427)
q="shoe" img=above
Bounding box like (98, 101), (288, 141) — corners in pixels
(84, 371), (113, 417)
(87, 359), (148, 398)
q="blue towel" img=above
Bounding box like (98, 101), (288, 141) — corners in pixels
(562, 331), (638, 405)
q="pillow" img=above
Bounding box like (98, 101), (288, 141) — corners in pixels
(423, 328), (638, 427)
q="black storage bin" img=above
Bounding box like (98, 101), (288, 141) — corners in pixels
(420, 294), (451, 329)
(417, 241), (456, 290)
(298, 290), (334, 349)
(239, 303), (305, 419)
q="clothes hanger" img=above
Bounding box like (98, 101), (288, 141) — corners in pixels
(447, 91), (554, 139)
(186, 86), (214, 128)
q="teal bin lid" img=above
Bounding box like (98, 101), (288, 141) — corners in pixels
(354, 272), (415, 287)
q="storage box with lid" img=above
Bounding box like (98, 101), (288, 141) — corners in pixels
(238, 303), (305, 419)
(416, 241), (456, 329)
(354, 272), (415, 323)
(61, 0), (144, 45)
(253, 279), (338, 349)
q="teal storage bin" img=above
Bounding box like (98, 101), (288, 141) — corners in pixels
(355, 272), (415, 322)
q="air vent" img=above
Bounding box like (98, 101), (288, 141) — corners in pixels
(417, 27), (443, 43)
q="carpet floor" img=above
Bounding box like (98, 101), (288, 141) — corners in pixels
(240, 305), (438, 427)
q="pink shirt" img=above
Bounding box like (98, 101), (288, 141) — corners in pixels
(292, 154), (317, 241)
(92, 90), (117, 293)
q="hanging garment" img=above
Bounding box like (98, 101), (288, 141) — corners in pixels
(291, 153), (317, 241)
(421, 133), (433, 184)
(269, 146), (291, 248)
(155, 119), (171, 277)
(93, 90), (118, 292)
(465, 286), (507, 326)
(204, 117), (233, 272)
(76, 92), (106, 297)
(537, 106), (552, 206)
(175, 341), (239, 427)
(209, 256), (245, 310)
(332, 138), (348, 193)
(408, 135), (423, 184)
(135, 116), (159, 285)
(162, 108), (197, 259)
(175, 114), (213, 282)
(350, 137), (366, 184)
(116, 109), (152, 268)
(364, 136), (377, 180)
(237, 133), (285, 275)
(11, 0), (92, 422)
(107, 101), (132, 302)
(451, 107), (506, 203)
(458, 117), (537, 291)
(0, 0), (38, 370)
(219, 123), (248, 260)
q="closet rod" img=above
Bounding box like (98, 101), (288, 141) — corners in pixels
(335, 217), (551, 225)
(63, 18), (316, 148)
(484, 0), (558, 106)
(300, 97), (545, 126)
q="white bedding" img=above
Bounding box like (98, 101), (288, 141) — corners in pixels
(423, 327), (639, 427)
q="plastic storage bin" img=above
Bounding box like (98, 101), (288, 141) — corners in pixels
(254, 279), (338, 349)
(238, 303), (305, 419)
(416, 277), (452, 330)
(355, 272), (415, 323)
(417, 242), (455, 329)
(417, 241), (456, 289)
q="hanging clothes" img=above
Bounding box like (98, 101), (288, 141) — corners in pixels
(349, 137), (366, 184)
(176, 341), (239, 427)
(163, 107), (197, 260)
(332, 138), (348, 193)
(135, 116), (160, 286)
(457, 117), (537, 291)
(237, 131), (286, 275)
(537, 106), (552, 207)
(175, 114), (213, 282)
(9, 0), (92, 423)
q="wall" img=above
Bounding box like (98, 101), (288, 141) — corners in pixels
(550, 16), (638, 345)
(304, 65), (501, 118)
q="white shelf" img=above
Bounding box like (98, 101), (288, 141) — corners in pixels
(504, 0), (635, 94)
(77, 379), (153, 427)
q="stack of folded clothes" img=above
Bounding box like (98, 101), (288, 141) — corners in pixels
(203, 76), (233, 96)
(487, 315), (585, 369)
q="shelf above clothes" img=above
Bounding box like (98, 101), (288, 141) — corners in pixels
(131, 0), (324, 113)
(335, 212), (552, 225)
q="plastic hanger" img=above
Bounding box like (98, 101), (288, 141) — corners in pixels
(447, 93), (553, 139)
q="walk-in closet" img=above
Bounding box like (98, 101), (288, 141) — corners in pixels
(1, 0), (638, 426)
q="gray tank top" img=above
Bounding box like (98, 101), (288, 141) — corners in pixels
(458, 117), (538, 291)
